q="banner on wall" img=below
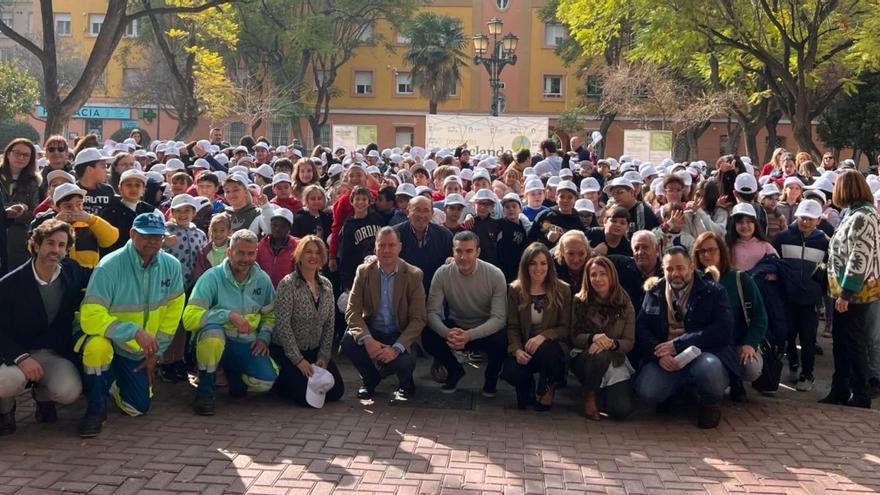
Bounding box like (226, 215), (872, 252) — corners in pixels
(425, 114), (549, 156)
(622, 129), (673, 163)
(332, 125), (377, 150)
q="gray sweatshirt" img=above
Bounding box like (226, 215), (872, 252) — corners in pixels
(427, 259), (508, 340)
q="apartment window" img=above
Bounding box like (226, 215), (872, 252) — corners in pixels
(86, 119), (103, 141)
(544, 23), (566, 47)
(449, 84), (458, 97)
(0, 13), (12, 29)
(0, 48), (11, 63)
(495, 0), (511, 10)
(122, 68), (143, 90)
(317, 124), (331, 147)
(54, 13), (71, 35)
(395, 72), (413, 95)
(395, 128), (414, 148)
(634, 84), (649, 99)
(357, 23), (374, 43)
(228, 122), (245, 144)
(585, 75), (602, 97)
(395, 31), (410, 44)
(270, 122), (289, 146)
(543, 75), (563, 98)
(125, 19), (138, 37)
(95, 71), (106, 90)
(354, 71), (373, 95)
(89, 14), (104, 36)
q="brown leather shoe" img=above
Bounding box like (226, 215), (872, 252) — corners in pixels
(582, 391), (600, 420)
(534, 386), (555, 411)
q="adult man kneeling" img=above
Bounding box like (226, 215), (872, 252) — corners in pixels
(184, 229), (277, 416)
(342, 227), (426, 400)
(634, 246), (738, 429)
(77, 212), (185, 437)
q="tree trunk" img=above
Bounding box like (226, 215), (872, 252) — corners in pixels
(308, 118), (322, 149)
(763, 110), (782, 163)
(596, 112), (616, 159)
(742, 123), (760, 165)
(791, 112), (819, 157)
(429, 100), (438, 114)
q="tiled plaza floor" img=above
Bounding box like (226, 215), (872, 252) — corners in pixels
(1, 333), (878, 494)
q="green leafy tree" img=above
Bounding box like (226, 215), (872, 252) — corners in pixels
(0, 61), (40, 122)
(235, 0), (417, 146)
(558, 0), (879, 156)
(818, 72), (880, 166)
(0, 0), (241, 137)
(401, 12), (468, 114)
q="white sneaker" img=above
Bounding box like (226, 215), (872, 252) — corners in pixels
(796, 376), (814, 392)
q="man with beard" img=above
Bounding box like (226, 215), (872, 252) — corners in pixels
(184, 229), (277, 416)
(633, 246), (737, 429)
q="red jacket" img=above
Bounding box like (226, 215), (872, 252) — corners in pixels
(271, 195), (302, 214)
(256, 235), (299, 288)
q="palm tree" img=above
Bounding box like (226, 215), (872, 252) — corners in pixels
(402, 12), (468, 114)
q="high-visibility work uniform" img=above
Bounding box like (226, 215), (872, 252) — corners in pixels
(78, 240), (184, 416)
(183, 259), (277, 399)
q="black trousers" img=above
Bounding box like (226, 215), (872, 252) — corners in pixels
(786, 303), (818, 377)
(341, 331), (416, 391)
(270, 345), (345, 407)
(501, 340), (565, 405)
(570, 350), (634, 419)
(421, 325), (507, 391)
(831, 302), (872, 402)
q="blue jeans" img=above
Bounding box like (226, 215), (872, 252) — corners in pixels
(635, 352), (729, 406)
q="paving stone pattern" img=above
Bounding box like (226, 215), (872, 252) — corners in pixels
(1, 337), (878, 494)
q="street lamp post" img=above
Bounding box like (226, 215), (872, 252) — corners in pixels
(473, 17), (518, 117)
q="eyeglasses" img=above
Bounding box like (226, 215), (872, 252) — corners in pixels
(696, 247), (719, 256)
(47, 146), (67, 153)
(10, 151), (31, 160)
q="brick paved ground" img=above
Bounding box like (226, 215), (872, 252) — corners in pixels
(1, 332), (878, 494)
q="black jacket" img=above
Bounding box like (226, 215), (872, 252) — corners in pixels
(0, 192), (6, 275)
(634, 270), (739, 377)
(527, 208), (583, 248)
(98, 196), (156, 252)
(0, 258), (90, 365)
(472, 215), (501, 267)
(497, 218), (527, 282)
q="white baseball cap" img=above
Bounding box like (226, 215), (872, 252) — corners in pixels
(559, 168), (574, 179)
(500, 192), (522, 205)
(556, 180), (578, 195)
(395, 183), (416, 198)
(305, 366), (336, 408)
(73, 148), (112, 167)
(574, 198), (595, 213)
(602, 177), (633, 195)
(191, 158), (210, 170)
(794, 199), (823, 219)
(472, 168), (491, 182)
(46, 169), (75, 185)
(165, 158), (186, 172)
(253, 142), (270, 151)
(803, 188), (826, 204)
(623, 171), (643, 185)
(327, 164), (344, 177)
(734, 173), (758, 194)
(471, 189), (498, 203)
(525, 179), (544, 194)
(807, 177), (834, 194)
(270, 206), (294, 225)
(580, 177), (600, 193)
(272, 173), (292, 186)
(52, 183), (87, 204)
(759, 183), (781, 197)
(120, 169), (147, 185)
(443, 193), (467, 207)
(783, 176), (805, 189)
(730, 202), (757, 218)
(459, 169), (474, 181)
(254, 164), (274, 179)
(170, 193), (199, 210)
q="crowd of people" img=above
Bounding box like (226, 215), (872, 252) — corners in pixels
(1, 129), (879, 438)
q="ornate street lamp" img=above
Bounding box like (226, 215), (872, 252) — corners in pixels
(473, 18), (518, 116)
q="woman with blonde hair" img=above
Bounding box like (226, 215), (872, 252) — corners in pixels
(821, 171), (880, 408)
(760, 147), (787, 177)
(554, 230), (591, 293)
(501, 242), (572, 410)
(570, 256), (635, 420)
(271, 235), (345, 406)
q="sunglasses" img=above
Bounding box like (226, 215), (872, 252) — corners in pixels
(47, 146), (68, 153)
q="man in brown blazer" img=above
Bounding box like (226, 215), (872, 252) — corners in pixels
(342, 226), (427, 400)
